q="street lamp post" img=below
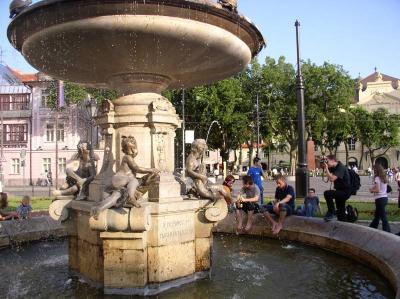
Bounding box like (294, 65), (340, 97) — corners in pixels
(181, 89), (185, 178)
(256, 93), (260, 157)
(85, 96), (98, 147)
(294, 20), (309, 197)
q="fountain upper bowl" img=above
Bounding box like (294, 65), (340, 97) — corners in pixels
(8, 0), (265, 92)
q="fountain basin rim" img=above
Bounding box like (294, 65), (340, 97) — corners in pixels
(8, 0), (266, 57)
(214, 214), (400, 298)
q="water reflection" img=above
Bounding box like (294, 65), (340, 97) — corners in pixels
(0, 234), (394, 299)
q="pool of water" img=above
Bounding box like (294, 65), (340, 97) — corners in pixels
(0, 234), (395, 299)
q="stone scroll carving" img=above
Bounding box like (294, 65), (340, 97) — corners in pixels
(90, 135), (159, 219)
(53, 142), (98, 201)
(186, 139), (229, 221)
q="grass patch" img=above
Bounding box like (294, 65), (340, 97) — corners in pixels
(318, 202), (400, 221)
(4, 197), (52, 211)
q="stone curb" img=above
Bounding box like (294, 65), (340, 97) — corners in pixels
(0, 216), (67, 249)
(214, 214), (400, 299)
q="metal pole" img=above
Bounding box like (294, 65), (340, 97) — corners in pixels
(256, 93), (260, 157)
(55, 81), (60, 189)
(294, 20), (309, 197)
(30, 111), (34, 196)
(181, 89), (185, 177)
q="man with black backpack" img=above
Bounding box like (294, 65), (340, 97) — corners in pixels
(322, 155), (352, 222)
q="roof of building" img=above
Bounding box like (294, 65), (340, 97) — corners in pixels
(10, 68), (39, 82)
(0, 64), (31, 94)
(361, 72), (399, 85)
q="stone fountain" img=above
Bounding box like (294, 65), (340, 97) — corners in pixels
(8, 0), (264, 295)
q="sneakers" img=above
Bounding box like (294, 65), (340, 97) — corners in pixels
(324, 212), (336, 222)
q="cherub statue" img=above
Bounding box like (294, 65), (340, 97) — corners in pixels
(91, 136), (159, 218)
(218, 0), (237, 13)
(53, 142), (97, 200)
(9, 0), (32, 18)
(186, 139), (231, 202)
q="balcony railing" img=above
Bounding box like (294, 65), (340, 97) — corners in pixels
(2, 141), (28, 148)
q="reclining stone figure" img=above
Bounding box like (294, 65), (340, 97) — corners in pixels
(91, 136), (159, 219)
(186, 139), (231, 202)
(53, 142), (97, 200)
(9, 0), (32, 18)
(218, 0), (238, 13)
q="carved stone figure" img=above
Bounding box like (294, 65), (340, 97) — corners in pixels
(9, 0), (32, 18)
(218, 0), (237, 13)
(91, 136), (159, 219)
(53, 142), (97, 200)
(186, 139), (231, 202)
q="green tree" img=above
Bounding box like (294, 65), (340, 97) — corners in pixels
(302, 61), (355, 155)
(352, 107), (400, 167)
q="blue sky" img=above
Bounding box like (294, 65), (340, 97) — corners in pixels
(0, 0), (399, 79)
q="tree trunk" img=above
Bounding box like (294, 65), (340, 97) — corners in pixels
(344, 142), (349, 166)
(239, 145), (243, 167)
(359, 143), (364, 170)
(370, 149), (375, 168)
(289, 147), (297, 176)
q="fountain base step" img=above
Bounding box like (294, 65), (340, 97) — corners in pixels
(104, 271), (210, 296)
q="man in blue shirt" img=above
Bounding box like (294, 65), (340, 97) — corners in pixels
(247, 157), (265, 204)
(262, 174), (295, 235)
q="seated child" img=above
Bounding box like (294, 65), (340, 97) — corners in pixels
(17, 195), (33, 219)
(222, 175), (235, 212)
(235, 175), (260, 233)
(298, 188), (320, 217)
(0, 192), (19, 221)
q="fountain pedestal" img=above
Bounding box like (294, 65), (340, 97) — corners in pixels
(10, 0), (264, 295)
(62, 199), (214, 295)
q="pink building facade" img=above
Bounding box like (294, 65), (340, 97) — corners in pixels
(0, 64), (103, 187)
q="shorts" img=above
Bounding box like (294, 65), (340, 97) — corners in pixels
(262, 202), (293, 216)
(236, 202), (259, 213)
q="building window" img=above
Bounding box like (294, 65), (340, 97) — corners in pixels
(41, 88), (51, 108)
(11, 158), (20, 175)
(205, 150), (210, 158)
(0, 94), (30, 111)
(46, 124), (55, 142)
(2, 124), (28, 147)
(58, 158), (66, 174)
(46, 123), (64, 142)
(43, 158), (51, 172)
(348, 138), (356, 151)
(57, 123), (64, 142)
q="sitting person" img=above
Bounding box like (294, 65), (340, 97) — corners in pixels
(223, 175), (236, 213)
(222, 175), (235, 205)
(262, 174), (295, 235)
(0, 192), (19, 221)
(297, 188), (320, 217)
(16, 195), (33, 219)
(235, 175), (260, 233)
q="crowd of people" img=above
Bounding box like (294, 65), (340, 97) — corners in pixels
(231, 155), (400, 236)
